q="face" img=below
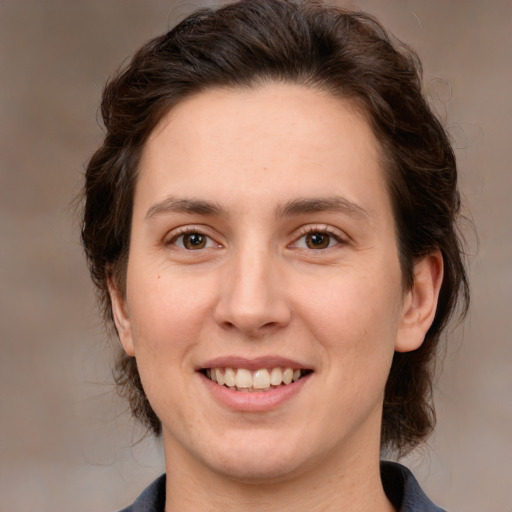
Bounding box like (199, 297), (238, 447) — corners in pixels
(110, 83), (440, 484)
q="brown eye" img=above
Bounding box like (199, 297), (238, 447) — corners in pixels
(182, 233), (207, 250)
(305, 232), (331, 249)
(170, 229), (220, 251)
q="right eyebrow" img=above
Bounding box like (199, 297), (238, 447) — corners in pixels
(145, 196), (226, 220)
(276, 196), (370, 221)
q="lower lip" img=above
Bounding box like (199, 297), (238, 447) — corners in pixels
(199, 372), (312, 412)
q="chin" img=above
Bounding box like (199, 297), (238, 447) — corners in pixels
(200, 433), (321, 484)
(212, 455), (305, 484)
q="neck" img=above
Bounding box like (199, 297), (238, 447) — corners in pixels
(163, 438), (395, 512)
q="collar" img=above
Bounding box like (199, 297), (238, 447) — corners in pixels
(381, 461), (446, 512)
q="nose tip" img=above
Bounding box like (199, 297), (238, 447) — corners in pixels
(214, 261), (291, 338)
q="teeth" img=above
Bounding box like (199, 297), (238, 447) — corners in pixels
(235, 368), (252, 388)
(270, 367), (283, 385)
(215, 368), (225, 386)
(282, 368), (293, 385)
(224, 367), (236, 387)
(206, 367), (307, 391)
(253, 369), (271, 389)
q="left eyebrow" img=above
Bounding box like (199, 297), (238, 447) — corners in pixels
(145, 196), (226, 220)
(276, 196), (370, 221)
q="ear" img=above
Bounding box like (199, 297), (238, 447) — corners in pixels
(107, 277), (135, 357)
(395, 250), (444, 353)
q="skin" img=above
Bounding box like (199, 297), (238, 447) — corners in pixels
(109, 83), (443, 512)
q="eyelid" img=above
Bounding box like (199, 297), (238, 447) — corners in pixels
(290, 224), (349, 248)
(165, 225), (222, 248)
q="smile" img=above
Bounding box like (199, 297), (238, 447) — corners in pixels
(203, 367), (312, 392)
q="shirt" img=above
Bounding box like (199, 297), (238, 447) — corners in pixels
(118, 461), (445, 512)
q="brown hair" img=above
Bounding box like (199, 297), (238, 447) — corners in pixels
(81, 0), (469, 455)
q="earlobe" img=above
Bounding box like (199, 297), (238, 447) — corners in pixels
(395, 250), (444, 353)
(107, 277), (135, 357)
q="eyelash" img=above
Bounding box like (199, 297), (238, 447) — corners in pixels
(166, 226), (220, 250)
(291, 225), (347, 250)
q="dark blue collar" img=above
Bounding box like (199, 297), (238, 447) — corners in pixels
(381, 461), (445, 511)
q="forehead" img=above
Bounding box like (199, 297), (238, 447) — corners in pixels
(136, 83), (391, 222)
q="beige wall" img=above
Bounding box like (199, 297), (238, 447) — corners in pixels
(1, 1), (510, 511)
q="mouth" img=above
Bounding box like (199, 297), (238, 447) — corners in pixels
(201, 367), (313, 392)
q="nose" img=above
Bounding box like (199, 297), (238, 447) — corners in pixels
(214, 246), (291, 338)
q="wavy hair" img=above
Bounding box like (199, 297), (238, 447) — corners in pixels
(81, 0), (469, 455)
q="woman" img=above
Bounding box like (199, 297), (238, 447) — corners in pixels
(81, 1), (469, 510)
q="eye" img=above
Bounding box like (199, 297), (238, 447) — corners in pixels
(171, 231), (218, 250)
(304, 232), (332, 249)
(292, 228), (345, 250)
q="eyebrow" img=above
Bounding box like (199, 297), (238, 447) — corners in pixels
(276, 196), (370, 220)
(145, 197), (226, 220)
(145, 195), (370, 222)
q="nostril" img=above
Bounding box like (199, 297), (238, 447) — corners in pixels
(221, 321), (236, 330)
(219, 319), (282, 337)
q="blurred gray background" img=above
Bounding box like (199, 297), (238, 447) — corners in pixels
(1, 1), (510, 511)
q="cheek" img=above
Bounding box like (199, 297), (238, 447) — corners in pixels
(294, 263), (403, 365)
(124, 273), (209, 414)
(126, 269), (211, 356)
(288, 268), (402, 441)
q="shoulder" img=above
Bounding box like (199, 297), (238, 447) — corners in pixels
(117, 474), (166, 512)
(381, 461), (446, 512)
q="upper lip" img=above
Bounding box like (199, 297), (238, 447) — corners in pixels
(198, 356), (312, 371)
